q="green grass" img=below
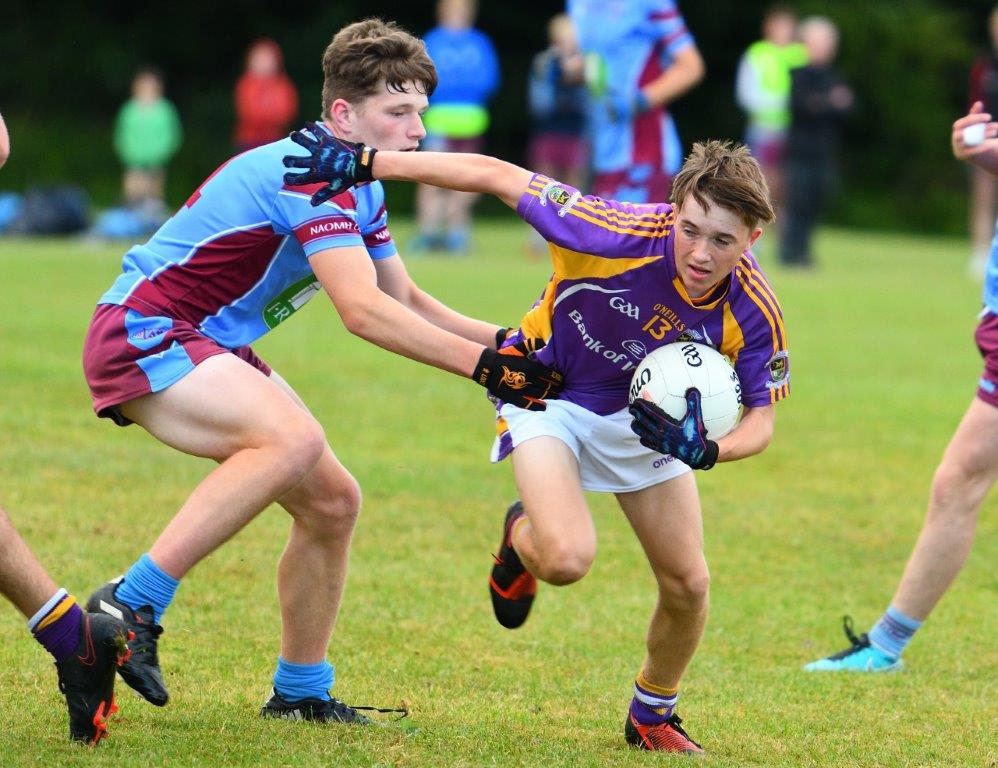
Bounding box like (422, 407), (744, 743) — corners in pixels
(0, 219), (995, 767)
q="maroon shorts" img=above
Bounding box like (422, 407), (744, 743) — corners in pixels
(83, 304), (272, 425)
(592, 167), (673, 204)
(974, 308), (998, 407)
(528, 133), (587, 174)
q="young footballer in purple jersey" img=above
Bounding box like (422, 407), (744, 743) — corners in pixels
(284, 135), (788, 753)
(82, 19), (561, 725)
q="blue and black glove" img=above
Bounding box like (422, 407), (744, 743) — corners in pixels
(629, 389), (719, 470)
(282, 122), (377, 206)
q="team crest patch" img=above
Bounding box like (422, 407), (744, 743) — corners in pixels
(547, 186), (572, 206)
(766, 350), (790, 389)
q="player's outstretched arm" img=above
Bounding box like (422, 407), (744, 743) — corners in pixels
(312, 245), (562, 409)
(953, 101), (998, 176)
(283, 123), (533, 209)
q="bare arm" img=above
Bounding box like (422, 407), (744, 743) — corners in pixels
(373, 255), (503, 347)
(640, 45), (705, 109)
(0, 112), (9, 169)
(953, 101), (998, 176)
(715, 405), (775, 463)
(311, 245), (485, 377)
(373, 151), (534, 209)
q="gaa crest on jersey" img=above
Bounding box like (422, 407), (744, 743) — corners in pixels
(547, 187), (572, 207)
(765, 350), (790, 389)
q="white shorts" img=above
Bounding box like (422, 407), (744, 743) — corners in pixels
(491, 399), (691, 493)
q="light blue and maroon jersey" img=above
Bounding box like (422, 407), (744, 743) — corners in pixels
(505, 175), (789, 418)
(569, 0), (695, 175)
(98, 125), (395, 350)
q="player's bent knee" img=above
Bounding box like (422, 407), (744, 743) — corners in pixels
(930, 461), (992, 517)
(657, 569), (710, 611)
(273, 415), (327, 481)
(536, 545), (595, 586)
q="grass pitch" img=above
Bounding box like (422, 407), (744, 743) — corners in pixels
(0, 219), (994, 767)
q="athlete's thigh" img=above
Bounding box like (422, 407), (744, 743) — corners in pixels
(615, 472), (703, 578)
(266, 369), (359, 515)
(119, 353), (317, 462)
(511, 435), (595, 554)
(940, 397), (998, 480)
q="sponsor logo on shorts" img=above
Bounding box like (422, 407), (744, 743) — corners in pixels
(652, 455), (675, 468)
(766, 350), (790, 389)
(568, 309), (636, 372)
(263, 276), (321, 329)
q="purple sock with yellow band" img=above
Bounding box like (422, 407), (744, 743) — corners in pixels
(629, 671), (679, 725)
(28, 589), (84, 662)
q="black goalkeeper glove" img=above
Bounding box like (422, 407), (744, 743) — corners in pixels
(628, 389), (719, 470)
(473, 347), (563, 411)
(282, 121), (377, 206)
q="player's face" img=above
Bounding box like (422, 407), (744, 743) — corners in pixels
(673, 193), (761, 299)
(345, 81), (428, 152)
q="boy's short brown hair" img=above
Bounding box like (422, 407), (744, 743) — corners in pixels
(321, 18), (438, 118)
(671, 140), (775, 228)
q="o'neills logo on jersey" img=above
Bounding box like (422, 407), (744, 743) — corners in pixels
(294, 215), (358, 245)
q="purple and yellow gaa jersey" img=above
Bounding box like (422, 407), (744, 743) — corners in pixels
(569, 0), (695, 175)
(98, 124), (395, 350)
(506, 175), (790, 417)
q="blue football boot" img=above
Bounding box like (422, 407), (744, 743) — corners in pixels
(804, 616), (903, 672)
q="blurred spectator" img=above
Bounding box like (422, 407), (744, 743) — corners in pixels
(234, 39), (299, 152)
(569, 0), (704, 203)
(526, 14), (587, 256)
(968, 6), (998, 276)
(780, 17), (853, 268)
(415, 0), (500, 254)
(736, 5), (808, 218)
(0, 110), (9, 169)
(114, 67), (182, 207)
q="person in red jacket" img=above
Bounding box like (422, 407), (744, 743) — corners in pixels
(234, 38), (299, 151)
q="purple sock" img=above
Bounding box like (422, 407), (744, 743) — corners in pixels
(30, 592), (83, 662)
(630, 677), (679, 725)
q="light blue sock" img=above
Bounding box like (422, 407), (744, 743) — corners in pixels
(273, 657), (334, 702)
(115, 553), (180, 624)
(868, 604), (922, 659)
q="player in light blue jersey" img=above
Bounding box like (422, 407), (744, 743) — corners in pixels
(569, 0), (704, 203)
(807, 101), (998, 672)
(82, 19), (561, 725)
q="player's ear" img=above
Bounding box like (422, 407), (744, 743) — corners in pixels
(327, 98), (356, 136)
(747, 226), (763, 249)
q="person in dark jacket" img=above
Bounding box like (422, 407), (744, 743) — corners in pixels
(780, 16), (853, 267)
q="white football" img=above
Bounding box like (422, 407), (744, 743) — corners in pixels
(628, 342), (742, 439)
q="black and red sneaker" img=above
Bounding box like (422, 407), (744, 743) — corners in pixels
(624, 711), (705, 755)
(488, 501), (536, 629)
(55, 612), (130, 744)
(86, 578), (168, 706)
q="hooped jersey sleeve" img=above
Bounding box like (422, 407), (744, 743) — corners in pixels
(271, 180), (397, 261)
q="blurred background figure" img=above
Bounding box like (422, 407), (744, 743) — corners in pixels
(233, 38), (299, 152)
(0, 110), (9, 170)
(780, 16), (853, 268)
(968, 6), (998, 277)
(736, 4), (808, 242)
(114, 67), (182, 208)
(525, 13), (587, 257)
(415, 0), (500, 255)
(569, 0), (704, 204)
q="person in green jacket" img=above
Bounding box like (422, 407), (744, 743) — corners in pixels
(735, 5), (808, 212)
(114, 68), (182, 206)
